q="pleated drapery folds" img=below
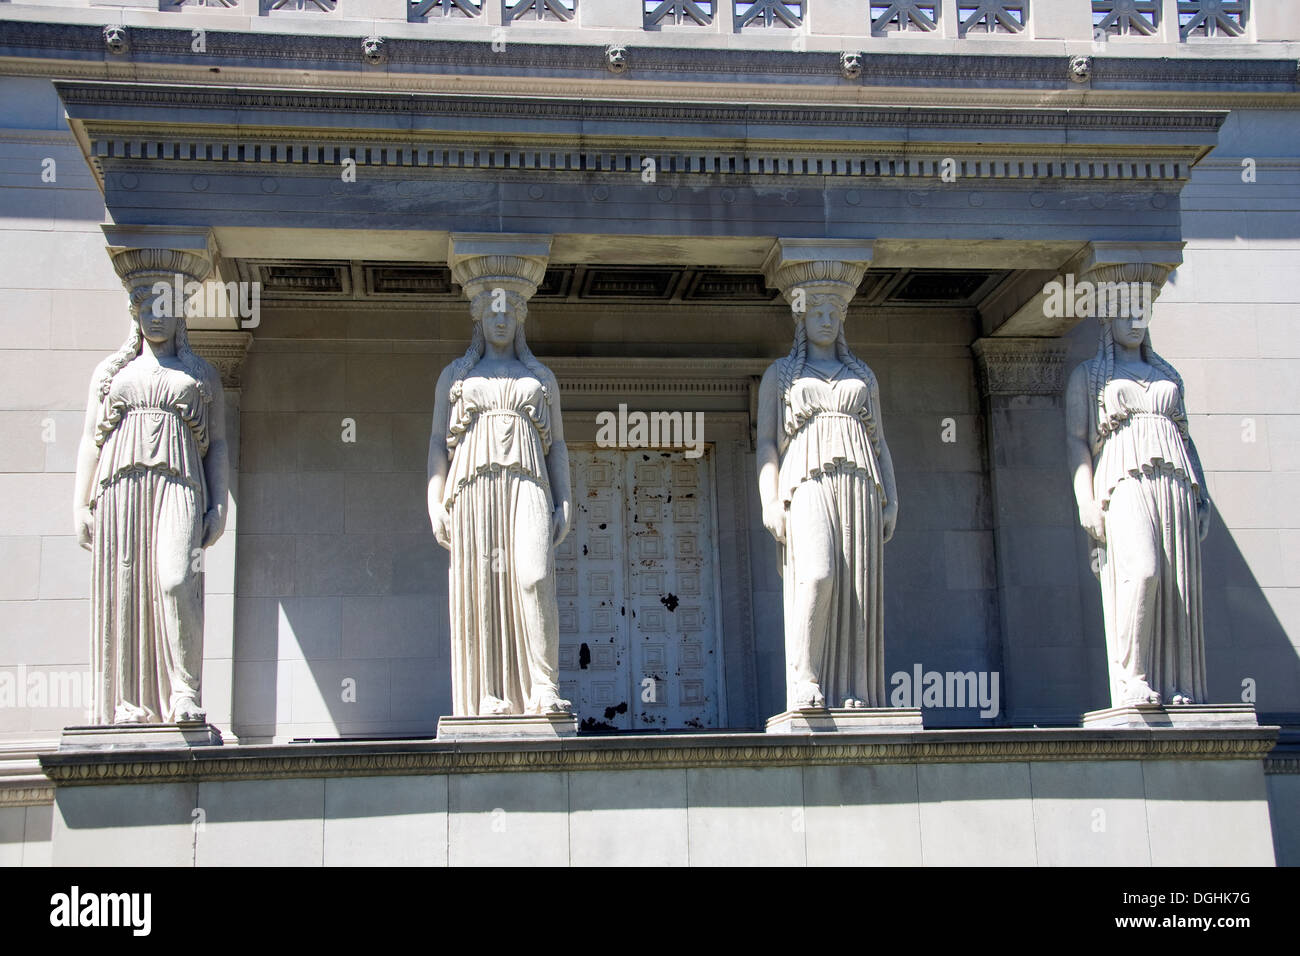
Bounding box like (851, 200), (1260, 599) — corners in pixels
(90, 362), (208, 723)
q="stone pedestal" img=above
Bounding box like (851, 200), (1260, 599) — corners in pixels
(436, 714), (579, 740)
(59, 723), (224, 751)
(1082, 703), (1259, 729)
(765, 707), (924, 734)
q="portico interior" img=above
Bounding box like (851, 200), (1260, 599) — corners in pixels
(54, 77), (1219, 739)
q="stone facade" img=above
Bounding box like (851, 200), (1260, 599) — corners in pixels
(0, 0), (1297, 865)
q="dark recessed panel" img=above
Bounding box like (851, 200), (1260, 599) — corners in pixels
(367, 265), (455, 295)
(888, 270), (996, 303)
(258, 262), (348, 296)
(533, 267), (574, 297)
(578, 267), (681, 299)
(682, 271), (778, 301)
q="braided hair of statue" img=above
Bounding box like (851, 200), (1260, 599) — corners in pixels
(777, 294), (880, 451)
(1088, 320), (1184, 444)
(95, 292), (215, 409)
(1088, 319), (1207, 506)
(447, 292), (557, 439)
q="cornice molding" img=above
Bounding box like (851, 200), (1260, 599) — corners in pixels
(56, 82), (1223, 187)
(38, 727), (1279, 787)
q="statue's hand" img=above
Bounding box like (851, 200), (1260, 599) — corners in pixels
(1197, 499), (1211, 542)
(430, 503), (451, 550)
(201, 506), (226, 548)
(551, 501), (571, 547)
(882, 500), (899, 543)
(762, 499), (786, 545)
(1079, 499), (1106, 544)
(76, 505), (94, 551)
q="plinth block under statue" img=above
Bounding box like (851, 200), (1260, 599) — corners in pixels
(427, 291), (574, 717)
(1066, 313), (1211, 708)
(757, 291), (899, 712)
(73, 272), (229, 725)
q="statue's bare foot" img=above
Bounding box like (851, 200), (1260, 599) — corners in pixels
(480, 695), (512, 716)
(1170, 694), (1194, 706)
(792, 681), (825, 711)
(174, 698), (206, 723)
(113, 702), (150, 724)
(1122, 681), (1161, 706)
(527, 689), (572, 715)
(843, 698), (866, 709)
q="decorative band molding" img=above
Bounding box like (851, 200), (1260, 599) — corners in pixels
(1265, 754), (1300, 774)
(82, 137), (1201, 185)
(38, 730), (1278, 787)
(972, 337), (1068, 397)
(188, 331), (254, 389)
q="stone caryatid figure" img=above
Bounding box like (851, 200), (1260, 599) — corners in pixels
(73, 249), (228, 725)
(427, 241), (573, 717)
(1066, 307), (1211, 708)
(757, 245), (899, 712)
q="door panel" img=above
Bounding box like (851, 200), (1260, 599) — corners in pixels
(556, 444), (722, 731)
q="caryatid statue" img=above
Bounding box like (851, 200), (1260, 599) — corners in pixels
(1066, 271), (1211, 708)
(73, 248), (229, 725)
(427, 242), (574, 717)
(757, 247), (899, 712)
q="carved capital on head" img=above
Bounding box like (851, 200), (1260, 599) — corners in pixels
(187, 331), (253, 389)
(973, 337), (1067, 397)
(1080, 241), (1182, 295)
(448, 233), (552, 303)
(108, 247), (213, 318)
(761, 238), (874, 314)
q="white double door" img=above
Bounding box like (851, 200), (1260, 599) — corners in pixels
(555, 444), (724, 731)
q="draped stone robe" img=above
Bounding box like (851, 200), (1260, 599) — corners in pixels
(91, 359), (209, 724)
(778, 363), (887, 708)
(444, 370), (562, 715)
(1091, 365), (1207, 705)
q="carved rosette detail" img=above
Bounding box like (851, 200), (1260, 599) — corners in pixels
(973, 338), (1067, 397)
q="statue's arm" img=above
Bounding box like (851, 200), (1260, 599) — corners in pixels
(544, 372), (573, 546)
(201, 372), (230, 548)
(756, 362), (785, 544)
(72, 362), (108, 550)
(1065, 362), (1104, 542)
(427, 364), (454, 548)
(868, 372), (900, 542)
